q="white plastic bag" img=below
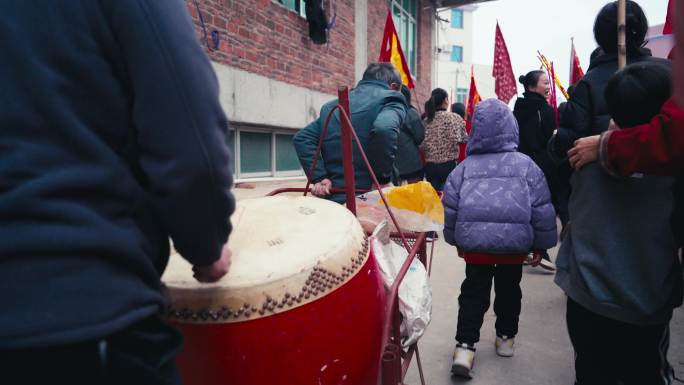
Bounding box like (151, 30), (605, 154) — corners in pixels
(371, 221), (432, 349)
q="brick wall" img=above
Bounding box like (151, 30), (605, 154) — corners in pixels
(186, 0), (356, 95)
(187, 0), (433, 104)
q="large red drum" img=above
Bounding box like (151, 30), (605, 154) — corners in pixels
(162, 196), (386, 385)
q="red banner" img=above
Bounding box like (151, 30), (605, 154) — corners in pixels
(492, 23), (517, 103)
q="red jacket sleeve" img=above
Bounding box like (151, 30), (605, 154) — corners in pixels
(600, 98), (684, 177)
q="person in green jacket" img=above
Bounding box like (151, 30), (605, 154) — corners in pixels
(294, 63), (407, 202)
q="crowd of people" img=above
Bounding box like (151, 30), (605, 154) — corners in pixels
(1, 0), (681, 384)
(295, 1), (682, 384)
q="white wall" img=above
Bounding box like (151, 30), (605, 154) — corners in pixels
(213, 62), (335, 130)
(435, 6), (495, 103)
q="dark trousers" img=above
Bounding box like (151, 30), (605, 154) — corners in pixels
(0, 316), (183, 385)
(566, 297), (674, 385)
(425, 160), (456, 192)
(456, 263), (523, 345)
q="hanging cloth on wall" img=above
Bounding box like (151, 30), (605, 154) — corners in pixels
(305, 0), (328, 44)
(192, 0), (219, 51)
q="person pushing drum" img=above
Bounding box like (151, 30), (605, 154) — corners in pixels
(294, 63), (408, 202)
(0, 2), (235, 384)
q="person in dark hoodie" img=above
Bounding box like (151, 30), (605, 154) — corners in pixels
(553, 0), (670, 156)
(0, 1), (235, 383)
(513, 70), (557, 271)
(555, 62), (681, 385)
(395, 85), (425, 184)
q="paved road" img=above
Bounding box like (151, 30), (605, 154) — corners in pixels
(405, 238), (684, 385)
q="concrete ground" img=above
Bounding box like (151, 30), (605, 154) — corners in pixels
(405, 237), (684, 385)
(235, 181), (684, 385)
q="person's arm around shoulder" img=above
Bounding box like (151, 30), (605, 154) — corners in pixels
(569, 98), (684, 176)
(102, 0), (234, 281)
(601, 99), (684, 176)
(442, 164), (465, 248)
(526, 159), (558, 251)
(368, 94), (407, 183)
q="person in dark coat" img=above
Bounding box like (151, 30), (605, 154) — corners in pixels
(553, 0), (671, 157)
(395, 86), (426, 184)
(513, 70), (557, 271)
(294, 63), (407, 202)
(0, 1), (235, 383)
(451, 102), (466, 119)
(556, 61), (680, 385)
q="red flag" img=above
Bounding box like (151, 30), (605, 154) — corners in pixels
(664, 0), (674, 35)
(570, 39), (585, 86)
(549, 62), (558, 128)
(459, 68), (482, 161)
(492, 22), (517, 103)
(378, 11), (414, 88)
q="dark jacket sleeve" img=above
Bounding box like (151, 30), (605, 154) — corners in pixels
(406, 108), (425, 146)
(368, 96), (406, 184)
(555, 80), (593, 156)
(526, 161), (558, 251)
(102, 0), (234, 266)
(293, 116), (328, 183)
(600, 98), (684, 177)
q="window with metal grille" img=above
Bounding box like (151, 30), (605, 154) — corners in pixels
(387, 0), (418, 73)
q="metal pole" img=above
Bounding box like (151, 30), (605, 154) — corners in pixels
(338, 87), (357, 215)
(617, 0), (627, 70)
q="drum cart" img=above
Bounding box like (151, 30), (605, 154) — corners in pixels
(267, 87), (435, 385)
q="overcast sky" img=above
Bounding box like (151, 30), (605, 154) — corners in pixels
(470, 0), (669, 101)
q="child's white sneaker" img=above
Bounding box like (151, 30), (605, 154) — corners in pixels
(451, 342), (475, 379)
(495, 335), (515, 357)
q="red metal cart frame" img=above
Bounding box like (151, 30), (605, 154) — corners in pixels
(267, 87), (436, 385)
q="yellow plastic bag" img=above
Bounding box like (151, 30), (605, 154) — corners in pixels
(356, 181), (444, 233)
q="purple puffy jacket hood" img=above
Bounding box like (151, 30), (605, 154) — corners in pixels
(467, 98), (519, 155)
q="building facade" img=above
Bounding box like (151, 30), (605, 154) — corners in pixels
(435, 5), (494, 107)
(185, 0), (438, 181)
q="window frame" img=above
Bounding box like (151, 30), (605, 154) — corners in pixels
(230, 126), (304, 180)
(451, 9), (464, 29)
(274, 0), (306, 18)
(387, 0), (418, 73)
(450, 45), (463, 63)
(456, 88), (468, 104)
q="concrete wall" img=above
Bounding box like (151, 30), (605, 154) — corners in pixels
(213, 63), (334, 129)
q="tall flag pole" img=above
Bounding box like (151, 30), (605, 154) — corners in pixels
(569, 38), (585, 86)
(492, 22), (517, 103)
(550, 62), (559, 128)
(379, 11), (414, 88)
(538, 51), (570, 99)
(460, 66), (481, 161)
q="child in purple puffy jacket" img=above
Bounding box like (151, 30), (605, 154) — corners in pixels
(442, 98), (557, 379)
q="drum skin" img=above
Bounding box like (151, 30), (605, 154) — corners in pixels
(171, 248), (386, 385)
